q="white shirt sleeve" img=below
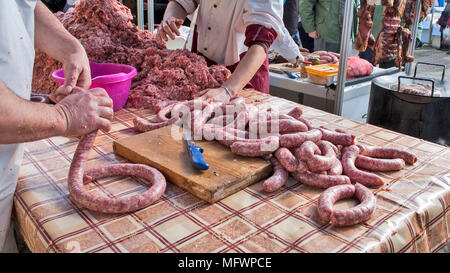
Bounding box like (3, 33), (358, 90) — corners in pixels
(271, 25), (304, 64)
(243, 0), (285, 39)
(174, 0), (199, 15)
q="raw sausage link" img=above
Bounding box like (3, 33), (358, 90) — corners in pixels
(342, 145), (384, 187)
(263, 157), (289, 192)
(217, 134), (255, 147)
(171, 100), (209, 118)
(156, 102), (177, 122)
(231, 136), (280, 157)
(133, 116), (179, 133)
(207, 114), (236, 127)
(225, 111), (249, 130)
(355, 155), (405, 171)
(190, 103), (215, 138)
(291, 171), (351, 189)
(208, 127), (253, 147)
(249, 119), (308, 136)
(279, 129), (322, 148)
(213, 100), (248, 117)
(274, 148), (298, 172)
(317, 184), (355, 224)
(330, 183), (377, 226)
(69, 131), (166, 213)
(319, 128), (356, 146)
(287, 106), (303, 120)
(300, 140), (336, 172)
(298, 140), (321, 159)
(328, 158), (343, 175)
(357, 144), (417, 165)
(298, 117), (313, 130)
(292, 147), (309, 173)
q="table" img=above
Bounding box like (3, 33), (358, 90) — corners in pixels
(269, 67), (399, 122)
(13, 90), (449, 253)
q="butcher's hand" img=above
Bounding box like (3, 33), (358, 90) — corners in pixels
(50, 47), (91, 103)
(308, 30), (320, 39)
(293, 55), (305, 68)
(156, 17), (184, 44)
(54, 87), (114, 137)
(195, 87), (234, 103)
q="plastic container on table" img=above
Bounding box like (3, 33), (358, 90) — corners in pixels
(305, 64), (339, 85)
(52, 61), (137, 111)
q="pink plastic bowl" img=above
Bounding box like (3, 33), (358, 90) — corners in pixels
(51, 61), (137, 112)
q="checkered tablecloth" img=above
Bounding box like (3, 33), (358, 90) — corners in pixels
(13, 90), (450, 253)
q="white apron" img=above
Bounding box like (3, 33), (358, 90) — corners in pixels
(0, 0), (37, 252)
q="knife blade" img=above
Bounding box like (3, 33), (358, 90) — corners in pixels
(183, 130), (209, 171)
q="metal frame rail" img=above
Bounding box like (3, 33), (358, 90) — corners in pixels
(333, 0), (422, 115)
(136, 0), (155, 32)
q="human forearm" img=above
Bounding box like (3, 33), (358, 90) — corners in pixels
(34, 1), (83, 62)
(35, 1), (91, 92)
(156, 1), (188, 43)
(163, 1), (188, 22)
(0, 81), (65, 144)
(222, 44), (267, 95)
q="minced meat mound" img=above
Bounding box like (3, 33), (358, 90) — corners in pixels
(32, 0), (231, 112)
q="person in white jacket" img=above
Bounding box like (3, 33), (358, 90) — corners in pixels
(0, 0), (114, 252)
(156, 0), (303, 101)
(272, 24), (303, 66)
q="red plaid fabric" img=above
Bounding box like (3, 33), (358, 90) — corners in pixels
(13, 90), (450, 253)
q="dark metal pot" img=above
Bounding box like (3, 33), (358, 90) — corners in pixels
(367, 63), (449, 146)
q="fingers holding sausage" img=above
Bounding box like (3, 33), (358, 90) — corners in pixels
(55, 88), (114, 137)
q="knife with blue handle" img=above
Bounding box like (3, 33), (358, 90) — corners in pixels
(184, 131), (209, 171)
(280, 68), (298, 79)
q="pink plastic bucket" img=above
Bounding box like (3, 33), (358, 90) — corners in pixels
(51, 62), (137, 111)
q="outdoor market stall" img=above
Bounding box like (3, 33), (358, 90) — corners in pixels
(268, 0), (435, 123)
(13, 90), (449, 253)
(13, 0), (449, 253)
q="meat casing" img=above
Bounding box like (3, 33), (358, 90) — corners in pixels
(133, 116), (179, 133)
(68, 131), (166, 213)
(249, 119), (308, 136)
(318, 183), (376, 226)
(287, 106), (303, 120)
(230, 136), (280, 157)
(274, 147), (298, 172)
(291, 171), (351, 189)
(279, 129), (322, 148)
(328, 158), (343, 175)
(319, 128), (355, 146)
(355, 155), (405, 171)
(342, 145), (384, 187)
(299, 140), (336, 172)
(156, 101), (178, 122)
(263, 157), (289, 192)
(292, 147), (310, 173)
(356, 144), (417, 165)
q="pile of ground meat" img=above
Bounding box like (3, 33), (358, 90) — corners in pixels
(32, 0), (231, 111)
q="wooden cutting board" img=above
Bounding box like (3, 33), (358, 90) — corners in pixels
(113, 125), (272, 203)
(269, 63), (302, 74)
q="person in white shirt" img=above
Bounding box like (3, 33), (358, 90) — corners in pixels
(156, 0), (301, 102)
(0, 0), (114, 252)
